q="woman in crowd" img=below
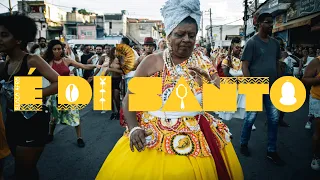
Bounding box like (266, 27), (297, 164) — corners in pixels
(202, 45), (212, 62)
(106, 47), (124, 120)
(44, 40), (100, 147)
(96, 0), (243, 179)
(302, 56), (320, 171)
(0, 15), (59, 180)
(218, 37), (257, 130)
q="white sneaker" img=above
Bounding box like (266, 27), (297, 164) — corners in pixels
(305, 121), (312, 129)
(101, 111), (107, 114)
(311, 158), (320, 171)
(252, 124), (256, 131)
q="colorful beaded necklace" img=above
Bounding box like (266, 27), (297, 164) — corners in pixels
(160, 48), (205, 134)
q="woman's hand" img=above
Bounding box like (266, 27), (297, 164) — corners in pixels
(188, 66), (211, 86)
(96, 64), (102, 69)
(129, 128), (152, 152)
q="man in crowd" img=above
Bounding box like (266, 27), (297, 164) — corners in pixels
(34, 37), (47, 56)
(134, 37), (156, 69)
(81, 45), (96, 81)
(240, 13), (285, 166)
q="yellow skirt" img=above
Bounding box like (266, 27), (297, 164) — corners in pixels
(96, 136), (243, 180)
(0, 109), (10, 159)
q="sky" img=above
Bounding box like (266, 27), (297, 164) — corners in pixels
(0, 0), (266, 27)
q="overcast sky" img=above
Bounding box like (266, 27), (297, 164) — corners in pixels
(0, 0), (266, 26)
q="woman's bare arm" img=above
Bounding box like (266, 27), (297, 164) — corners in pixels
(302, 58), (320, 86)
(65, 58), (99, 70)
(28, 55), (59, 97)
(123, 54), (160, 130)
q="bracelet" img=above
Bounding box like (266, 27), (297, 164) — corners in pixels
(128, 126), (143, 140)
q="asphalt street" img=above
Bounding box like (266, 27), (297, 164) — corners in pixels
(3, 101), (320, 180)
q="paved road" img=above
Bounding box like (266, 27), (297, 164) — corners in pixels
(3, 101), (320, 180)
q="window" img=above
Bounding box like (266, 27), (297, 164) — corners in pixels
(30, 6), (40, 13)
(86, 31), (93, 36)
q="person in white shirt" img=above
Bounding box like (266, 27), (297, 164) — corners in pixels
(34, 37), (47, 56)
(282, 51), (296, 75)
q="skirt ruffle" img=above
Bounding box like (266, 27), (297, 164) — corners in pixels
(96, 136), (243, 180)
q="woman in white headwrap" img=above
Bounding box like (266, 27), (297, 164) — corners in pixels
(96, 0), (243, 179)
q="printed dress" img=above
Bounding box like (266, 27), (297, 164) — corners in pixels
(216, 56), (246, 121)
(45, 60), (80, 127)
(96, 51), (243, 180)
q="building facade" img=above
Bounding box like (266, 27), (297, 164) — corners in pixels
(77, 24), (97, 39)
(246, 0), (320, 48)
(18, 0), (66, 40)
(127, 18), (164, 45)
(206, 25), (244, 48)
(104, 11), (127, 36)
(64, 7), (100, 40)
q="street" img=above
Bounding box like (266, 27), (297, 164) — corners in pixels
(3, 101), (320, 180)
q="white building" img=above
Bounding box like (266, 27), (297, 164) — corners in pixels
(206, 25), (244, 48)
(127, 18), (164, 45)
(104, 10), (127, 36)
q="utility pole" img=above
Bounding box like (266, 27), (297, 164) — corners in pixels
(201, 11), (204, 38)
(209, 8), (212, 45)
(255, 0), (258, 10)
(8, 0), (12, 14)
(220, 25), (222, 40)
(243, 0), (248, 41)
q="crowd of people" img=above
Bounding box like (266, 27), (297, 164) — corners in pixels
(0, 0), (319, 179)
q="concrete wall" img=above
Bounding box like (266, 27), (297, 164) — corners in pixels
(206, 25), (242, 42)
(104, 20), (124, 35)
(66, 12), (91, 23)
(45, 4), (66, 23)
(128, 23), (158, 44)
(77, 25), (97, 39)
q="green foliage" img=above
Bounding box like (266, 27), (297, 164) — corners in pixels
(78, 9), (91, 15)
(161, 30), (166, 37)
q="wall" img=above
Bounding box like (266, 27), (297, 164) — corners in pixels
(45, 4), (66, 24)
(66, 12), (92, 23)
(77, 25), (97, 39)
(207, 25), (242, 41)
(128, 23), (158, 44)
(35, 22), (48, 39)
(104, 20), (124, 35)
(287, 0), (320, 21)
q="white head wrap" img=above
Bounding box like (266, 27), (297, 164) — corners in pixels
(161, 0), (201, 37)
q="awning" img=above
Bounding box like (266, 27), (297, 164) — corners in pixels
(48, 26), (63, 31)
(273, 12), (320, 33)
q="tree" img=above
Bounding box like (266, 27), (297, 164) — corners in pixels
(161, 30), (166, 38)
(78, 9), (90, 15)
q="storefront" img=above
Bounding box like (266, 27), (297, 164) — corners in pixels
(273, 0), (320, 48)
(273, 13), (288, 49)
(273, 12), (320, 47)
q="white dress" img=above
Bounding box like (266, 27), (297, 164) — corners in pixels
(215, 57), (246, 121)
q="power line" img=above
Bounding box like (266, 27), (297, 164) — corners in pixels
(205, 18), (242, 29)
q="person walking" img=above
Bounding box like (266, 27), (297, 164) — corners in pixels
(96, 0), (243, 179)
(302, 56), (320, 170)
(240, 13), (285, 166)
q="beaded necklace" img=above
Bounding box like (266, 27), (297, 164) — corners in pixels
(160, 48), (205, 134)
